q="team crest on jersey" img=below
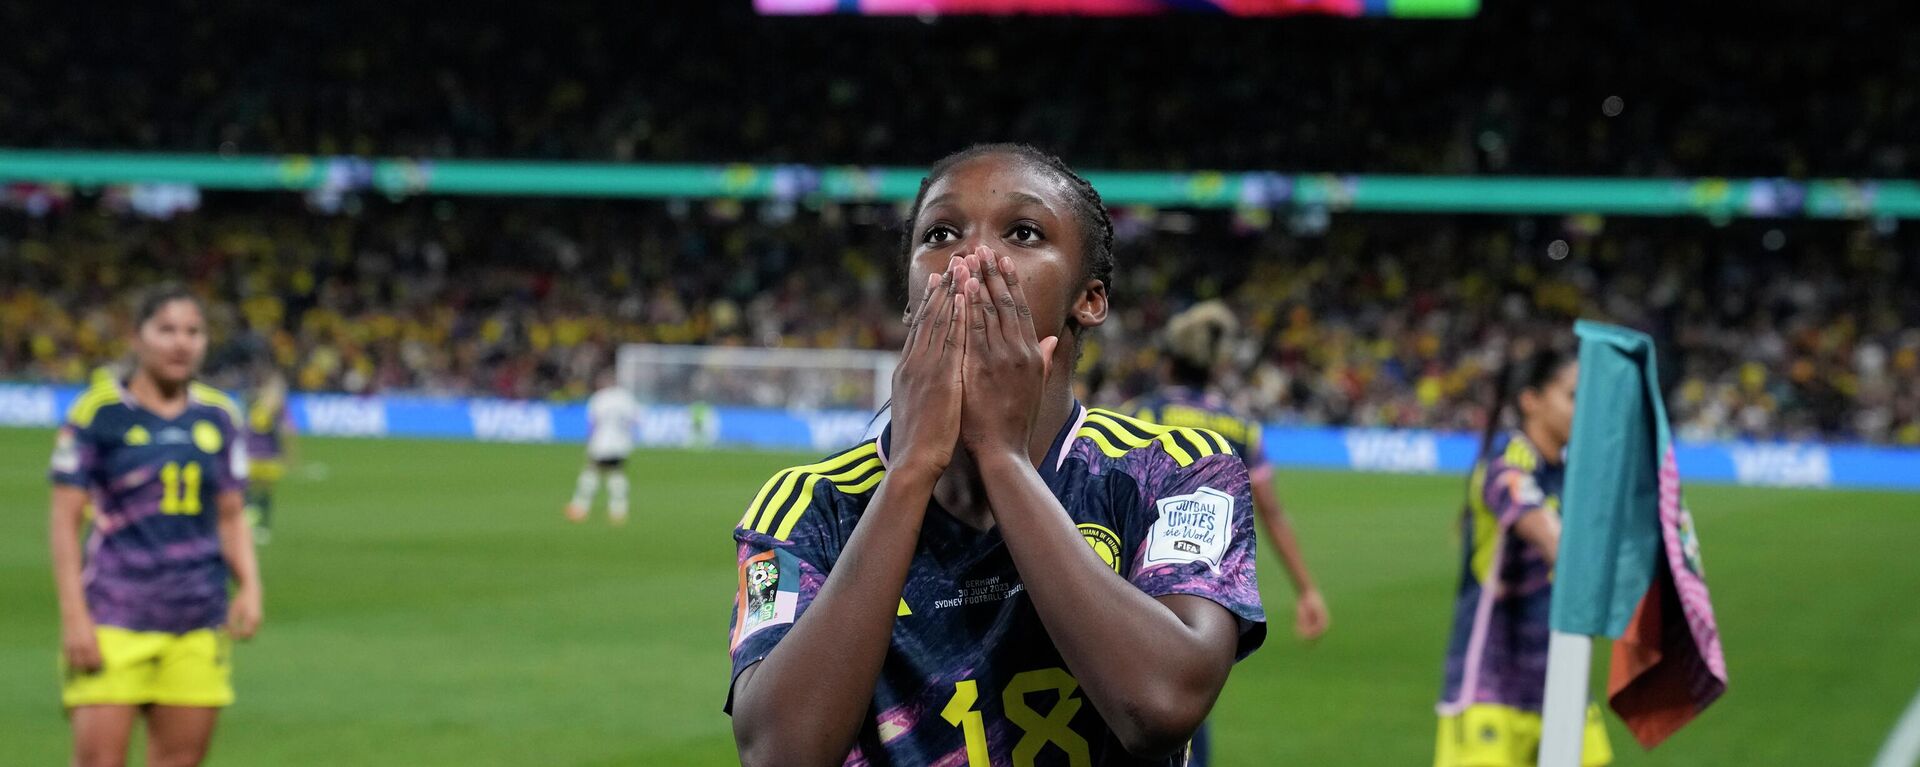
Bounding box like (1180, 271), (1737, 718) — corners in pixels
(1145, 486), (1235, 571)
(51, 426), (80, 473)
(124, 425), (151, 446)
(1078, 523), (1123, 573)
(193, 421), (223, 454)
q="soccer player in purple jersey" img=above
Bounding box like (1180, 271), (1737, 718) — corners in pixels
(727, 145), (1266, 767)
(1435, 346), (1612, 767)
(1122, 300), (1329, 767)
(50, 285), (264, 767)
(243, 367), (295, 544)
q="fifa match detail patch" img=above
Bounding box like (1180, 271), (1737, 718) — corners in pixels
(732, 548), (801, 650)
(1144, 487), (1234, 571)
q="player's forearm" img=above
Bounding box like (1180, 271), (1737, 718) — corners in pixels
(732, 468), (937, 767)
(1252, 478), (1316, 594)
(977, 452), (1228, 757)
(217, 494), (261, 591)
(1513, 509), (1560, 568)
(48, 489), (91, 621)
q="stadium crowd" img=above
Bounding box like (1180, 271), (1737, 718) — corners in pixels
(3, 197), (1916, 444)
(3, 0), (1916, 443)
(0, 0), (1914, 177)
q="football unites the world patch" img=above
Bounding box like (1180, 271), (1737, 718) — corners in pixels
(1145, 486), (1235, 571)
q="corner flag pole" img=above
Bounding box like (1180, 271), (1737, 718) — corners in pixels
(1539, 631), (1593, 767)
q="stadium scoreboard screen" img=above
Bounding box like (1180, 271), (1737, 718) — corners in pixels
(756, 0), (1478, 18)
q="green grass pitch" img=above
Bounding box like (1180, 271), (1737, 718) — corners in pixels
(2, 428), (1916, 765)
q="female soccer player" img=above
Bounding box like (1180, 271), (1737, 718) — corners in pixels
(50, 285), (264, 767)
(1121, 301), (1329, 767)
(1435, 346), (1611, 767)
(727, 145), (1266, 767)
(244, 367), (295, 544)
(566, 369), (642, 525)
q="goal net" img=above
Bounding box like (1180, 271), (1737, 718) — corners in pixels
(615, 344), (897, 413)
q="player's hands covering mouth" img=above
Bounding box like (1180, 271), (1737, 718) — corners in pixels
(891, 247), (1059, 478)
(889, 255), (970, 478)
(957, 247), (1059, 462)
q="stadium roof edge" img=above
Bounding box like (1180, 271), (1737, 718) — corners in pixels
(0, 148), (1914, 219)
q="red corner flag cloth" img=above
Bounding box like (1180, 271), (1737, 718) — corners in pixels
(1605, 429), (1729, 747)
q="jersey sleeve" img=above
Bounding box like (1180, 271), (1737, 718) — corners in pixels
(1125, 451), (1268, 659)
(48, 419), (98, 488)
(1484, 462), (1549, 527)
(724, 482), (840, 713)
(214, 411), (251, 495)
(1242, 419), (1271, 479)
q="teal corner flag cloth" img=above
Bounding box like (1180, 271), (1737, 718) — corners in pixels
(1552, 321), (1665, 637)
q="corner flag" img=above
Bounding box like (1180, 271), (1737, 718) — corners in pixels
(1540, 321), (1728, 763)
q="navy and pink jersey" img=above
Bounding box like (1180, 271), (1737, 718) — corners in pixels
(49, 379), (249, 634)
(1121, 386), (1269, 482)
(1437, 431), (1560, 714)
(727, 404), (1266, 766)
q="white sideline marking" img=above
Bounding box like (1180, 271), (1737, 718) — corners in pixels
(1872, 682), (1920, 767)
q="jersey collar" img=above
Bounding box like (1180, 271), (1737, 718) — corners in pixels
(876, 401), (1088, 483)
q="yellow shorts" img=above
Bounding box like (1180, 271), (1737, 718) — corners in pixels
(251, 459), (286, 485)
(60, 626), (233, 708)
(1436, 703), (1612, 767)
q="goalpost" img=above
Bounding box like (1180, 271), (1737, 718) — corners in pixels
(615, 344), (898, 413)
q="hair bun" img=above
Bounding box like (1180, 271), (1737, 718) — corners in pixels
(1164, 300), (1238, 369)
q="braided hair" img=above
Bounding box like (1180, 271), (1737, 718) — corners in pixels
(899, 143), (1114, 294)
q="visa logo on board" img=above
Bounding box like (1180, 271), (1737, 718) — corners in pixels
(470, 401), (554, 442)
(1344, 430), (1440, 473)
(637, 406), (719, 447)
(0, 385), (57, 427)
(303, 396), (388, 437)
(805, 412), (875, 451)
(1729, 443), (1831, 488)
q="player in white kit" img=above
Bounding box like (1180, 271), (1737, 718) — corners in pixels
(566, 372), (642, 525)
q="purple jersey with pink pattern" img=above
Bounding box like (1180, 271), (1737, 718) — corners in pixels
(1437, 431), (1559, 714)
(727, 404), (1266, 766)
(49, 380), (248, 634)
